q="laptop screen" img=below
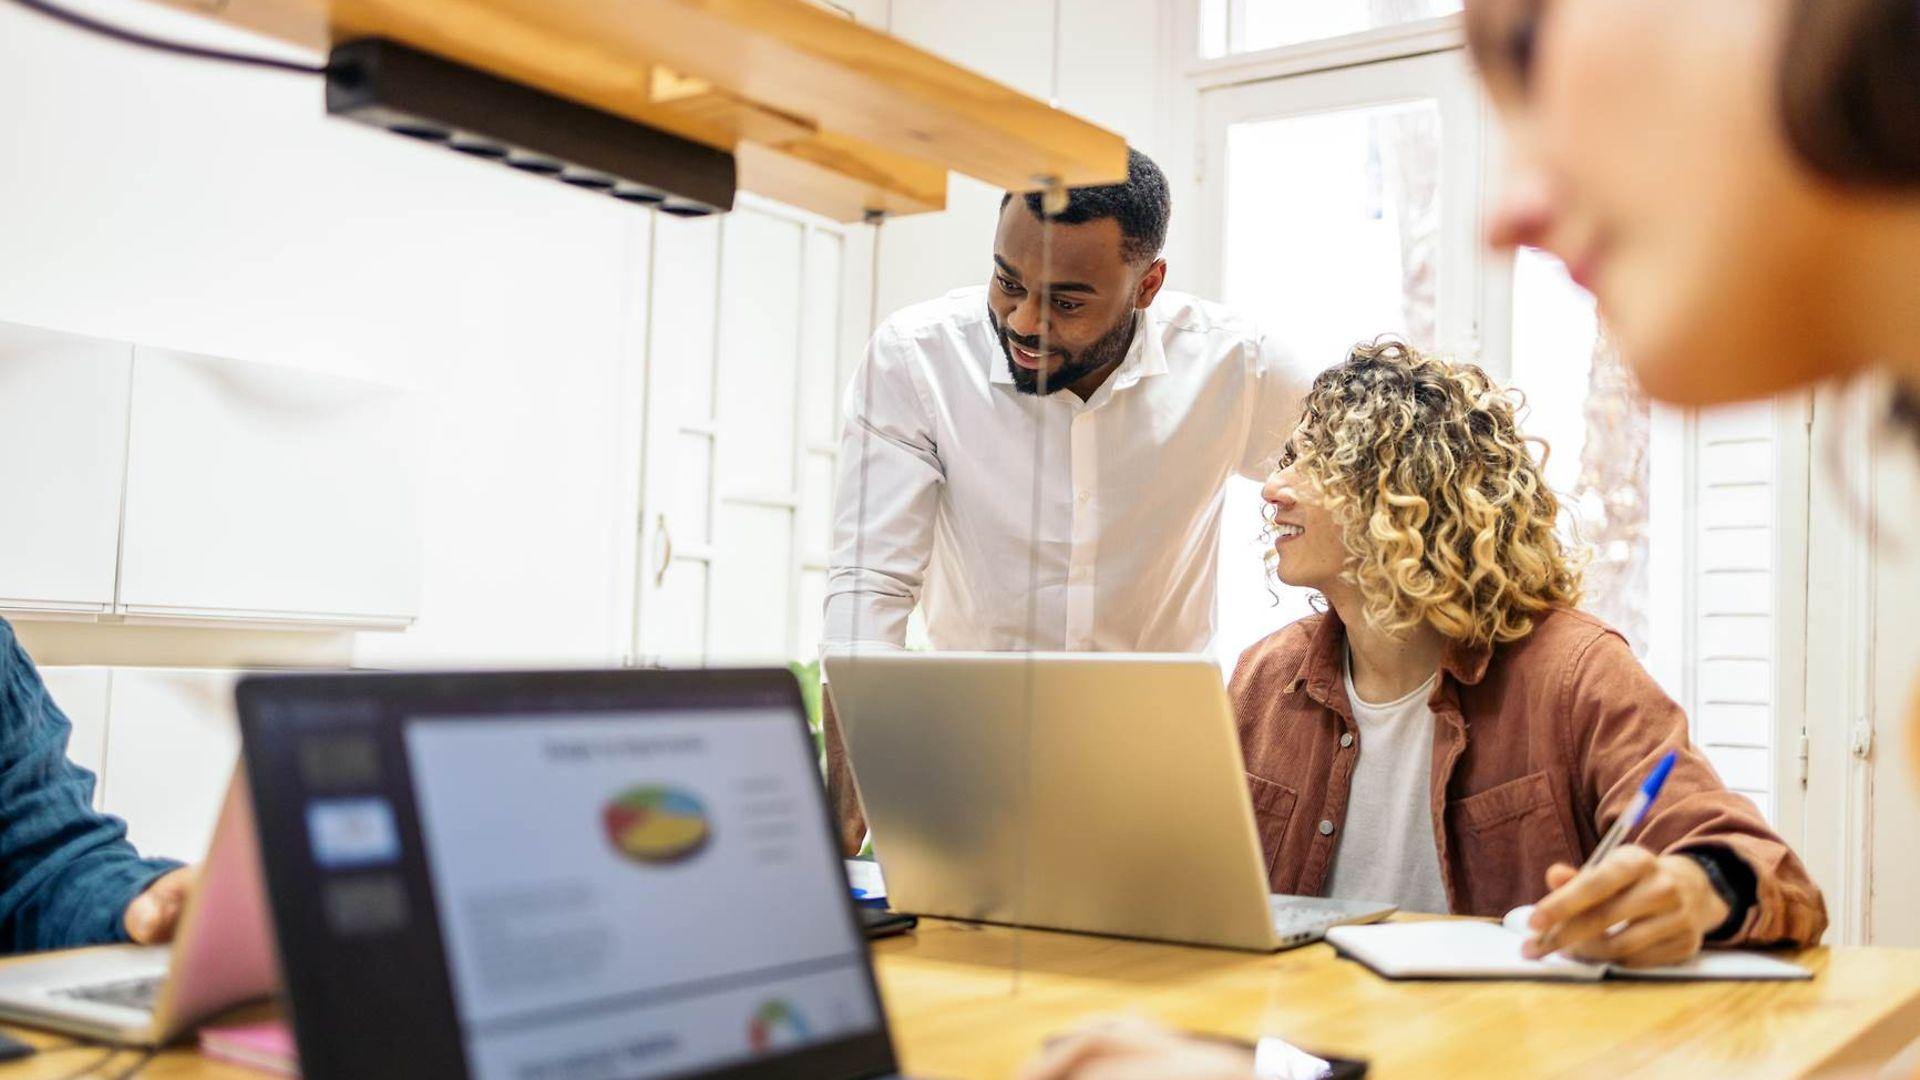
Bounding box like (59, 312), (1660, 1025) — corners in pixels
(240, 670), (895, 1080)
(403, 707), (879, 1078)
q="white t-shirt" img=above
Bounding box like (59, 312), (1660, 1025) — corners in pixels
(1323, 652), (1452, 915)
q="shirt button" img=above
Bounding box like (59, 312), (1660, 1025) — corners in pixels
(1319, 820), (1335, 836)
(1340, 733), (1354, 748)
(1075, 490), (1091, 504)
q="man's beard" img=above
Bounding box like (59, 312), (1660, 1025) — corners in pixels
(992, 307), (1137, 396)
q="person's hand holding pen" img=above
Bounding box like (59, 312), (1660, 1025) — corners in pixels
(1523, 752), (1732, 969)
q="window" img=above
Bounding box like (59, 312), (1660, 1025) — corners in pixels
(1508, 248), (1780, 824)
(1221, 101), (1441, 363)
(1199, 50), (1483, 666)
(1200, 0), (1464, 59)
(1509, 248), (1652, 653)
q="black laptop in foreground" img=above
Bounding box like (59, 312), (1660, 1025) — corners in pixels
(237, 667), (913, 1080)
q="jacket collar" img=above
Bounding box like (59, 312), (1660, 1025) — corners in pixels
(1285, 606), (1493, 715)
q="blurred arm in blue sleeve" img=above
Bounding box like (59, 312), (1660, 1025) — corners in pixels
(0, 617), (181, 953)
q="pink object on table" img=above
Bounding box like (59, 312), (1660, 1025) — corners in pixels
(198, 1019), (299, 1076)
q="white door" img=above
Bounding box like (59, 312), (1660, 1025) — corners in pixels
(635, 199), (873, 666)
(1197, 49), (1487, 666)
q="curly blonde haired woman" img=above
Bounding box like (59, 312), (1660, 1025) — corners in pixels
(1019, 344), (1827, 1080)
(1234, 340), (1823, 963)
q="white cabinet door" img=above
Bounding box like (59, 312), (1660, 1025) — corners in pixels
(635, 200), (871, 665)
(37, 666), (112, 808)
(0, 322), (132, 616)
(100, 668), (240, 862)
(117, 349), (422, 627)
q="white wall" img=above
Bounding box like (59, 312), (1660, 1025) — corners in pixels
(0, 0), (1175, 672)
(0, 0), (1177, 860)
(0, 0), (648, 666)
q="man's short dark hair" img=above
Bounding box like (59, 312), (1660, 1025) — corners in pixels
(1000, 147), (1170, 265)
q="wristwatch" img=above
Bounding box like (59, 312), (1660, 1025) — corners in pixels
(1683, 848), (1753, 941)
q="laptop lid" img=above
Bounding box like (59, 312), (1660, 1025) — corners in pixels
(149, 769), (279, 1043)
(237, 668), (898, 1080)
(823, 651), (1282, 951)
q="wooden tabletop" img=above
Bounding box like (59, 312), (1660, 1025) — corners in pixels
(871, 918), (1920, 1080)
(4, 920), (1918, 1078)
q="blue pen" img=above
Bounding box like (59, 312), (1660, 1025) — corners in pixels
(1532, 750), (1678, 954)
(1586, 749), (1679, 871)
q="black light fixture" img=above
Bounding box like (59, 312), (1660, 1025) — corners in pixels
(325, 38), (736, 216)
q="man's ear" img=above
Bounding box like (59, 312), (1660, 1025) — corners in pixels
(1135, 258), (1168, 309)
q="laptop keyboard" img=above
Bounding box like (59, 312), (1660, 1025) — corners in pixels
(53, 974), (163, 1013)
(1268, 898), (1365, 936)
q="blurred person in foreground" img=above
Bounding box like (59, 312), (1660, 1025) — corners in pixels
(1, 616), (193, 952)
(1021, 0), (1917, 1074)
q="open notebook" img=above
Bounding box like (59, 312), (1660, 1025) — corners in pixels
(1325, 907), (1811, 982)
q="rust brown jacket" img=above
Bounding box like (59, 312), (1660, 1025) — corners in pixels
(1230, 606), (1827, 948)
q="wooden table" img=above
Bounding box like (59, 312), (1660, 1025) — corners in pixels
(870, 919), (1920, 1080)
(4, 920), (1918, 1078)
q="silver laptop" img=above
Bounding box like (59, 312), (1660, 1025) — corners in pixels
(823, 651), (1395, 952)
(0, 771), (278, 1045)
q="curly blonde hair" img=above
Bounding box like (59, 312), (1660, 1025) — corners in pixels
(1267, 338), (1585, 646)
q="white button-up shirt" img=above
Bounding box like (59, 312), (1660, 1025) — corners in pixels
(823, 286), (1310, 653)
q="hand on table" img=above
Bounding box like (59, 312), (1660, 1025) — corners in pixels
(123, 866), (198, 945)
(1017, 1017), (1257, 1080)
(1523, 845), (1728, 968)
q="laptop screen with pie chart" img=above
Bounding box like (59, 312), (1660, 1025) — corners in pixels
(237, 668), (902, 1080)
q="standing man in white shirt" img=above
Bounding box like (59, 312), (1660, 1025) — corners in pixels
(820, 148), (1312, 850)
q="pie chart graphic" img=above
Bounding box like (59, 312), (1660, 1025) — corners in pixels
(602, 785), (711, 864)
(748, 999), (810, 1054)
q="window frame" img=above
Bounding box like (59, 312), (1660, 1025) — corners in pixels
(1184, 0), (1466, 87)
(1193, 48), (1494, 370)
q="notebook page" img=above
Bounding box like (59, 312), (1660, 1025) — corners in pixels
(1607, 951), (1812, 981)
(1504, 906), (1812, 981)
(1325, 920), (1604, 981)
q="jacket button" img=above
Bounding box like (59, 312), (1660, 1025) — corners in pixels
(1319, 819), (1335, 836)
(1339, 733), (1354, 748)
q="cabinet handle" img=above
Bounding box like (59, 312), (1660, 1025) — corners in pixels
(653, 513), (674, 588)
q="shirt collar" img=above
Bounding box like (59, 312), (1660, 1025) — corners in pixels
(1287, 606), (1493, 712)
(1105, 308), (1167, 393)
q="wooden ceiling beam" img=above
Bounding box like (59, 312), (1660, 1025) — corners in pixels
(152, 0), (1125, 220)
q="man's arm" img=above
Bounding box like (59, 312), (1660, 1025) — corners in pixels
(820, 323), (943, 853)
(0, 622), (182, 953)
(1235, 330), (1315, 481)
(820, 692), (866, 856)
(822, 322), (943, 651)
